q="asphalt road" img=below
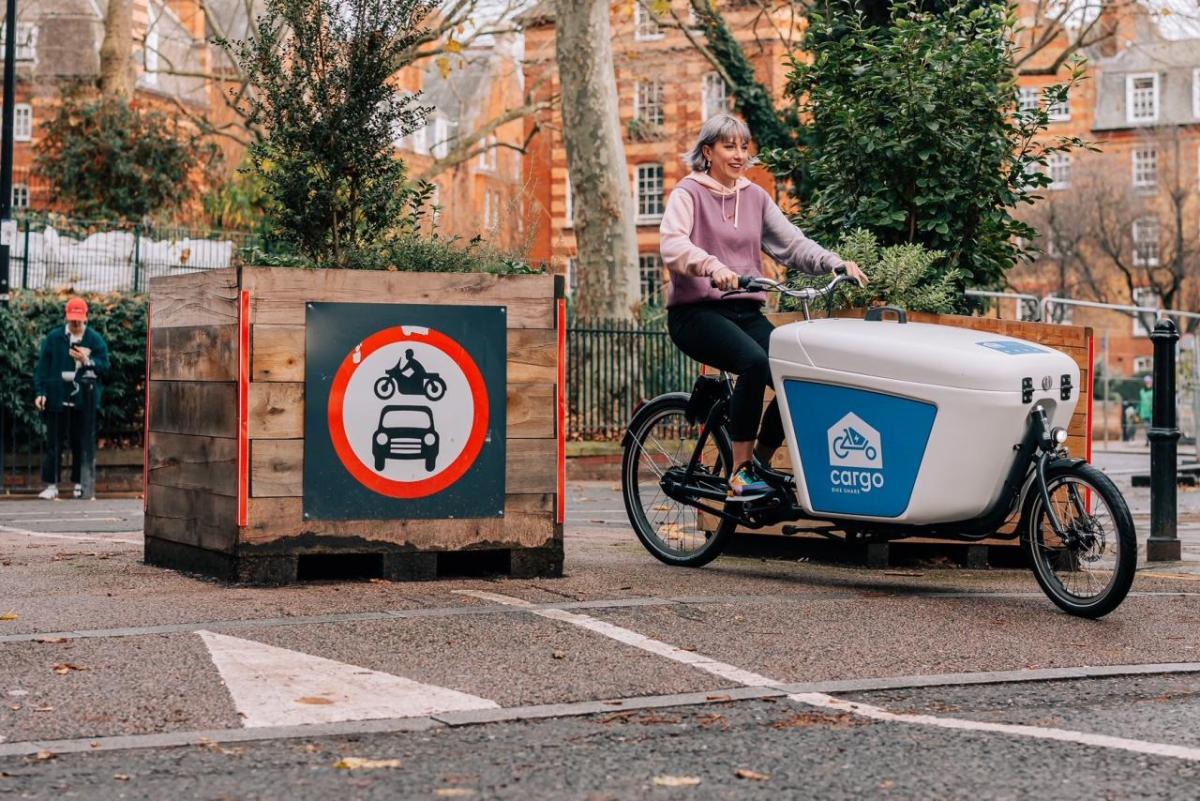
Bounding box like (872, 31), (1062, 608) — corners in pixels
(2, 464), (1200, 800)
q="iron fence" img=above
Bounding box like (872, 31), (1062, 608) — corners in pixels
(0, 406), (144, 494)
(6, 217), (265, 293)
(567, 317), (701, 441)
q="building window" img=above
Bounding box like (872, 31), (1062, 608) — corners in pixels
(1126, 73), (1159, 124)
(702, 72), (732, 121)
(639, 253), (665, 306)
(13, 103), (31, 141)
(1, 23), (37, 62)
(635, 80), (664, 126)
(563, 173), (575, 229)
(430, 117), (450, 159)
(1132, 286), (1160, 337)
(143, 14), (160, 87)
(634, 2), (663, 40)
(483, 189), (504, 230)
(478, 136), (497, 171)
(1132, 147), (1157, 192)
(11, 183), (28, 209)
(636, 164), (664, 222)
(1018, 86), (1039, 114)
(1132, 218), (1159, 268)
(1133, 355), (1153, 372)
(1047, 90), (1070, 121)
(567, 257), (578, 296)
(1047, 153), (1070, 189)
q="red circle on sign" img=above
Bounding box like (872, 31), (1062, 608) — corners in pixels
(328, 327), (489, 499)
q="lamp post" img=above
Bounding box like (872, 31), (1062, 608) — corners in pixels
(0, 0), (17, 307)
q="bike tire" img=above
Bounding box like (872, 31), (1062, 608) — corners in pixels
(621, 393), (733, 568)
(374, 377), (396, 400)
(425, 377), (447, 401)
(1023, 463), (1136, 618)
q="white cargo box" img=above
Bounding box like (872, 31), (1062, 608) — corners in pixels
(769, 318), (1080, 525)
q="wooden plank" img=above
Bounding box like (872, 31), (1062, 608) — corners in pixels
(147, 432), (237, 496)
(148, 381), (237, 438)
(150, 325), (237, 382)
(507, 438), (557, 493)
(252, 325), (305, 382)
(145, 484), (237, 553)
(243, 268), (555, 328)
(248, 382), (305, 439)
(507, 328), (557, 383)
(241, 493), (557, 550)
(150, 269), (239, 329)
(508, 383), (555, 438)
(251, 439), (303, 497)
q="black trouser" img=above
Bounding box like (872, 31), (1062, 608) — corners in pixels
(667, 300), (784, 451)
(41, 408), (85, 486)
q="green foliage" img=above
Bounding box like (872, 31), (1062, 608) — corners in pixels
(33, 92), (218, 222)
(221, 0), (437, 267)
(203, 165), (271, 233)
(240, 232), (538, 275)
(785, 229), (964, 314)
(0, 292), (147, 442)
(765, 0), (1091, 311)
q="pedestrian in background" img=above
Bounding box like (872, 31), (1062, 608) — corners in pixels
(1138, 374), (1154, 443)
(33, 297), (109, 500)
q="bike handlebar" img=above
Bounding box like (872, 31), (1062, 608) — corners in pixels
(712, 265), (855, 301)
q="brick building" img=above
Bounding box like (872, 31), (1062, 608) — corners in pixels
(520, 0), (798, 304)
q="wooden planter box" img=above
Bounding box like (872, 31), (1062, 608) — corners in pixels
(709, 311), (1094, 548)
(144, 267), (566, 583)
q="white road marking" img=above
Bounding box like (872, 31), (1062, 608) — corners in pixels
(789, 692), (1200, 762)
(197, 630), (497, 728)
(5, 517), (123, 524)
(0, 524), (141, 545)
(457, 590), (1200, 763)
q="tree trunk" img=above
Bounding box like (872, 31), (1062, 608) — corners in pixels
(98, 0), (134, 103)
(555, 0), (639, 320)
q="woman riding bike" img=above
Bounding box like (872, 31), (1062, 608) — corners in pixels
(660, 114), (867, 500)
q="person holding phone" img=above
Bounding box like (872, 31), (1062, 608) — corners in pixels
(33, 297), (110, 500)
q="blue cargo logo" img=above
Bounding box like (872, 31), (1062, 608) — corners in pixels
(827, 413), (884, 493)
(977, 340), (1046, 355)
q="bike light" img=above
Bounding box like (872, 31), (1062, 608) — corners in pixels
(423, 432), (436, 446)
(375, 432), (388, 446)
(1051, 426), (1068, 444)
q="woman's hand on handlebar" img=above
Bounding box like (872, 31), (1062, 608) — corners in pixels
(838, 261), (869, 287)
(709, 266), (741, 291)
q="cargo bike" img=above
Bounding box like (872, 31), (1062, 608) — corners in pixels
(621, 270), (1136, 618)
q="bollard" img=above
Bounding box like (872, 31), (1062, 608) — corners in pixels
(1146, 319), (1180, 561)
(76, 366), (97, 500)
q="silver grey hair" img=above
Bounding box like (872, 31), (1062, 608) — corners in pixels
(682, 114), (753, 173)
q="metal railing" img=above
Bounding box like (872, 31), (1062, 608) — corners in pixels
(0, 406), (144, 494)
(6, 217), (265, 293)
(567, 318), (701, 441)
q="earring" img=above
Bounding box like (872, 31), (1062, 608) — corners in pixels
(703, 158), (710, 172)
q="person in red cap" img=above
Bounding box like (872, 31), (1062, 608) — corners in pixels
(33, 297), (110, 500)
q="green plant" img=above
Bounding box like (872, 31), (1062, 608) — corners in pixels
(785, 229), (964, 314)
(221, 0), (436, 267)
(34, 90), (219, 222)
(0, 292), (147, 443)
(239, 233), (538, 275)
(763, 0), (1091, 311)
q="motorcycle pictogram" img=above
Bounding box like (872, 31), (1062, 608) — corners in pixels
(374, 349), (447, 401)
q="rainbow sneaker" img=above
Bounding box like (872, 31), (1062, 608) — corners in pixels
(728, 463), (771, 501)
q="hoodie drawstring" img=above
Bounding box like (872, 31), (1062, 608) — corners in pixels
(719, 186), (741, 229)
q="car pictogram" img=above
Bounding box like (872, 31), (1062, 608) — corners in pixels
(372, 405), (440, 472)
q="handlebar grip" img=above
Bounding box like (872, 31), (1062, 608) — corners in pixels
(709, 273), (755, 289)
(832, 264), (847, 276)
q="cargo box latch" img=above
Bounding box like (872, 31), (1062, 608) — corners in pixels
(1022, 377), (1034, 404)
(1060, 374), (1073, 401)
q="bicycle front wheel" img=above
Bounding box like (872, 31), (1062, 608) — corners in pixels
(621, 394), (733, 568)
(1024, 463), (1136, 618)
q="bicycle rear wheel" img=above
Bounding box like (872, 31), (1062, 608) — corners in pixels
(621, 394), (733, 567)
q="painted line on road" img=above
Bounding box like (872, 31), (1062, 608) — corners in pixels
(458, 590), (1200, 764)
(0, 524), (141, 545)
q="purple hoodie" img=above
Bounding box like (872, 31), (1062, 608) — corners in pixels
(659, 172), (844, 307)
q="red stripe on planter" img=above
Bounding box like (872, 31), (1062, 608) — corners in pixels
(1086, 331), (1094, 464)
(237, 290), (250, 527)
(143, 304), (151, 513)
(557, 297), (567, 526)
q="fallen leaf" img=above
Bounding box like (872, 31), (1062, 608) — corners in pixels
(0, 771), (11, 778)
(0, 612), (17, 621)
(34, 637), (66, 644)
(31, 751), (56, 762)
(434, 791), (475, 798)
(880, 780), (895, 790)
(52, 663), (86, 674)
(552, 650), (566, 660)
(735, 769), (770, 781)
(884, 571), (923, 577)
(33, 706), (54, 713)
(334, 757), (404, 770)
(8, 704), (20, 711)
(114, 774), (130, 781)
(705, 695), (732, 702)
(652, 776), (701, 788)
(296, 696), (335, 705)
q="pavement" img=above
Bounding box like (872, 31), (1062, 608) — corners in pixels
(1, 450), (1200, 799)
